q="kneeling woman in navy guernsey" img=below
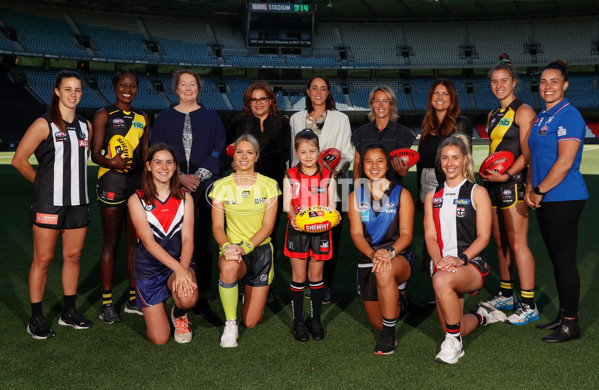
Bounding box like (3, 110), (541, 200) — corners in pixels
(128, 144), (198, 345)
(424, 135), (506, 364)
(347, 144), (414, 356)
(13, 70), (94, 339)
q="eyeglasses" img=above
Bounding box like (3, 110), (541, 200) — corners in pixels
(372, 99), (391, 106)
(250, 97), (270, 104)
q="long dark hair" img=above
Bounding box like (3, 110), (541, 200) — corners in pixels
(242, 81), (279, 116)
(142, 143), (182, 204)
(50, 70), (82, 132)
(294, 129), (323, 177)
(305, 75), (336, 113)
(360, 143), (394, 181)
(420, 78), (461, 140)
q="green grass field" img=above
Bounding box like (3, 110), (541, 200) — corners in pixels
(1, 146), (598, 389)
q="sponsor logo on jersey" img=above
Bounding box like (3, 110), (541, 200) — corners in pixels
(456, 207), (465, 218)
(310, 186), (326, 193)
(106, 191), (115, 200)
(557, 126), (567, 137)
(133, 121), (144, 129)
(502, 189), (512, 196)
(453, 199), (471, 205)
(538, 126), (548, 136)
(36, 212), (58, 225)
(54, 131), (68, 142)
(78, 140), (88, 147)
(242, 190), (250, 198)
(288, 241), (294, 250)
(546, 116), (553, 125)
(499, 118), (511, 126)
(320, 240), (330, 252)
(255, 197), (267, 204)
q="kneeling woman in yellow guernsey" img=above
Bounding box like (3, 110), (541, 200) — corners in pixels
(209, 134), (280, 348)
(92, 69), (149, 323)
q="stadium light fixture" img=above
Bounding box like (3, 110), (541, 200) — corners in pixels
(327, 0), (333, 7)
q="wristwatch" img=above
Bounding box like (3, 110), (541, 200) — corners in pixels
(533, 186), (546, 196)
(458, 253), (469, 266)
(385, 246), (396, 258)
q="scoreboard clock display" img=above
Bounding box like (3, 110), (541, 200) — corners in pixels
(246, 2), (315, 47)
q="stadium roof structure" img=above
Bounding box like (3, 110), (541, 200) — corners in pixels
(22, 0), (599, 20)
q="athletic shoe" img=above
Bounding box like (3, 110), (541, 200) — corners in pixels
(434, 335), (464, 364)
(27, 314), (56, 340)
(306, 317), (325, 341)
(220, 320), (239, 348)
(305, 289), (311, 299)
(507, 303), (540, 326)
(266, 288), (275, 305)
(374, 332), (397, 355)
(99, 303), (122, 324)
(293, 321), (309, 342)
(58, 308), (94, 330)
(484, 291), (518, 310)
(170, 307), (192, 344)
(476, 302), (508, 325)
(124, 301), (143, 316)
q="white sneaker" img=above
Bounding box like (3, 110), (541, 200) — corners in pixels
(507, 303), (540, 326)
(476, 302), (508, 325)
(484, 291), (518, 310)
(170, 307), (192, 344)
(220, 319), (239, 348)
(435, 335), (464, 364)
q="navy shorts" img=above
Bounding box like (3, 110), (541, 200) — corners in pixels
(242, 243), (274, 287)
(357, 248), (415, 301)
(284, 221), (332, 261)
(486, 173), (526, 209)
(136, 262), (195, 308)
(30, 203), (89, 229)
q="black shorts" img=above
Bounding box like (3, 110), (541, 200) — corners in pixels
(96, 184), (136, 208)
(30, 203), (89, 229)
(284, 221), (332, 261)
(485, 173), (525, 209)
(357, 248), (415, 301)
(242, 243), (274, 287)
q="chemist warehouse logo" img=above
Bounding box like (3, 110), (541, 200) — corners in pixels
(206, 174), (279, 215)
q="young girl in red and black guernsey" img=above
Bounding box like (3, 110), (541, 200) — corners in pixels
(283, 130), (340, 342)
(128, 143), (198, 345)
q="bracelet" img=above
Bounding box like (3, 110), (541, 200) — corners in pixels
(241, 240), (254, 255)
(369, 250), (375, 260)
(505, 171), (513, 181)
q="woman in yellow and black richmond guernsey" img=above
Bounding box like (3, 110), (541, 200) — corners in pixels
(91, 69), (149, 324)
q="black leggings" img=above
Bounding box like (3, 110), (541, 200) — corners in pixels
(536, 200), (585, 318)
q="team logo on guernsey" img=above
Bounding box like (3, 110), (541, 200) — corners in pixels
(453, 199), (470, 205)
(144, 204), (156, 211)
(538, 126), (548, 136)
(242, 190), (250, 198)
(456, 207), (466, 218)
(54, 131), (68, 142)
(557, 126), (567, 137)
(310, 186), (325, 193)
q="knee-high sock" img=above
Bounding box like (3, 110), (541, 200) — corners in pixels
(219, 279), (238, 321)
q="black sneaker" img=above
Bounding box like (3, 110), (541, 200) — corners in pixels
(322, 287), (331, 305)
(27, 314), (56, 340)
(374, 331), (397, 355)
(59, 308), (94, 330)
(124, 301), (143, 316)
(99, 303), (122, 324)
(306, 317), (325, 341)
(293, 321), (309, 342)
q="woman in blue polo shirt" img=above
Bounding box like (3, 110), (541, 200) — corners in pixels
(525, 59), (588, 343)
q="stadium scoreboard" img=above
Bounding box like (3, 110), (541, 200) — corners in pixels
(246, 2), (315, 47)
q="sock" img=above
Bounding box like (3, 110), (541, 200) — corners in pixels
(500, 280), (513, 297)
(521, 289), (535, 308)
(63, 294), (76, 310)
(102, 290), (112, 305)
(31, 302), (43, 317)
(382, 316), (396, 337)
(309, 280), (324, 323)
(445, 322), (461, 341)
(290, 281), (305, 324)
(172, 305), (186, 318)
(475, 313), (486, 326)
(129, 287), (136, 303)
(218, 279), (238, 321)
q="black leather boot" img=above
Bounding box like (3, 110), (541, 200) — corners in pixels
(542, 317), (581, 343)
(536, 309), (564, 331)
